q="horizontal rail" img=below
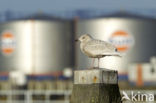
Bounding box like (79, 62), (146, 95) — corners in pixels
(0, 90), (155, 103)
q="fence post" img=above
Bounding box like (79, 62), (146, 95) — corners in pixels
(71, 68), (122, 103)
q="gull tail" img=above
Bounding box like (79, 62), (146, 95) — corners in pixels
(102, 52), (122, 57)
(114, 48), (122, 57)
(113, 52), (122, 57)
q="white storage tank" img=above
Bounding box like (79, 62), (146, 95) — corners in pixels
(75, 13), (156, 77)
(0, 16), (74, 74)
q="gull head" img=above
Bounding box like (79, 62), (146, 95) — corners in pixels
(76, 34), (92, 43)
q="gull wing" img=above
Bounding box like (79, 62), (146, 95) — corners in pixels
(84, 40), (120, 56)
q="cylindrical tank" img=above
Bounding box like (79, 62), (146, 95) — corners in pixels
(0, 19), (73, 74)
(75, 13), (156, 74)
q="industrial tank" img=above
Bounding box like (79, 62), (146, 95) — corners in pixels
(75, 13), (156, 74)
(0, 18), (73, 74)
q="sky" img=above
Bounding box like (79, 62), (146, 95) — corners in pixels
(0, 0), (156, 13)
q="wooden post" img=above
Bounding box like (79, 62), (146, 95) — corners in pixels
(71, 68), (122, 103)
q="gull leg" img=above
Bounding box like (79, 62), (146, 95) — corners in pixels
(98, 58), (100, 68)
(91, 58), (95, 69)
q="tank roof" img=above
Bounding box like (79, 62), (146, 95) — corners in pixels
(96, 12), (156, 20)
(0, 13), (67, 23)
(18, 13), (66, 21)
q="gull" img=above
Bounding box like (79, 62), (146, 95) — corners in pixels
(75, 34), (121, 68)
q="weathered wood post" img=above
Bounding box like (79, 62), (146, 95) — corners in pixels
(71, 68), (122, 103)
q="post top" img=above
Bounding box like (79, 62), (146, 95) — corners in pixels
(74, 68), (118, 84)
(75, 67), (118, 72)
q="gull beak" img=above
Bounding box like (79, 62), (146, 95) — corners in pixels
(75, 39), (79, 42)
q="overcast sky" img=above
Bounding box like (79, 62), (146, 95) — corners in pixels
(0, 0), (156, 13)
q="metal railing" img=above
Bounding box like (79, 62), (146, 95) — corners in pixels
(0, 90), (72, 103)
(0, 90), (156, 103)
